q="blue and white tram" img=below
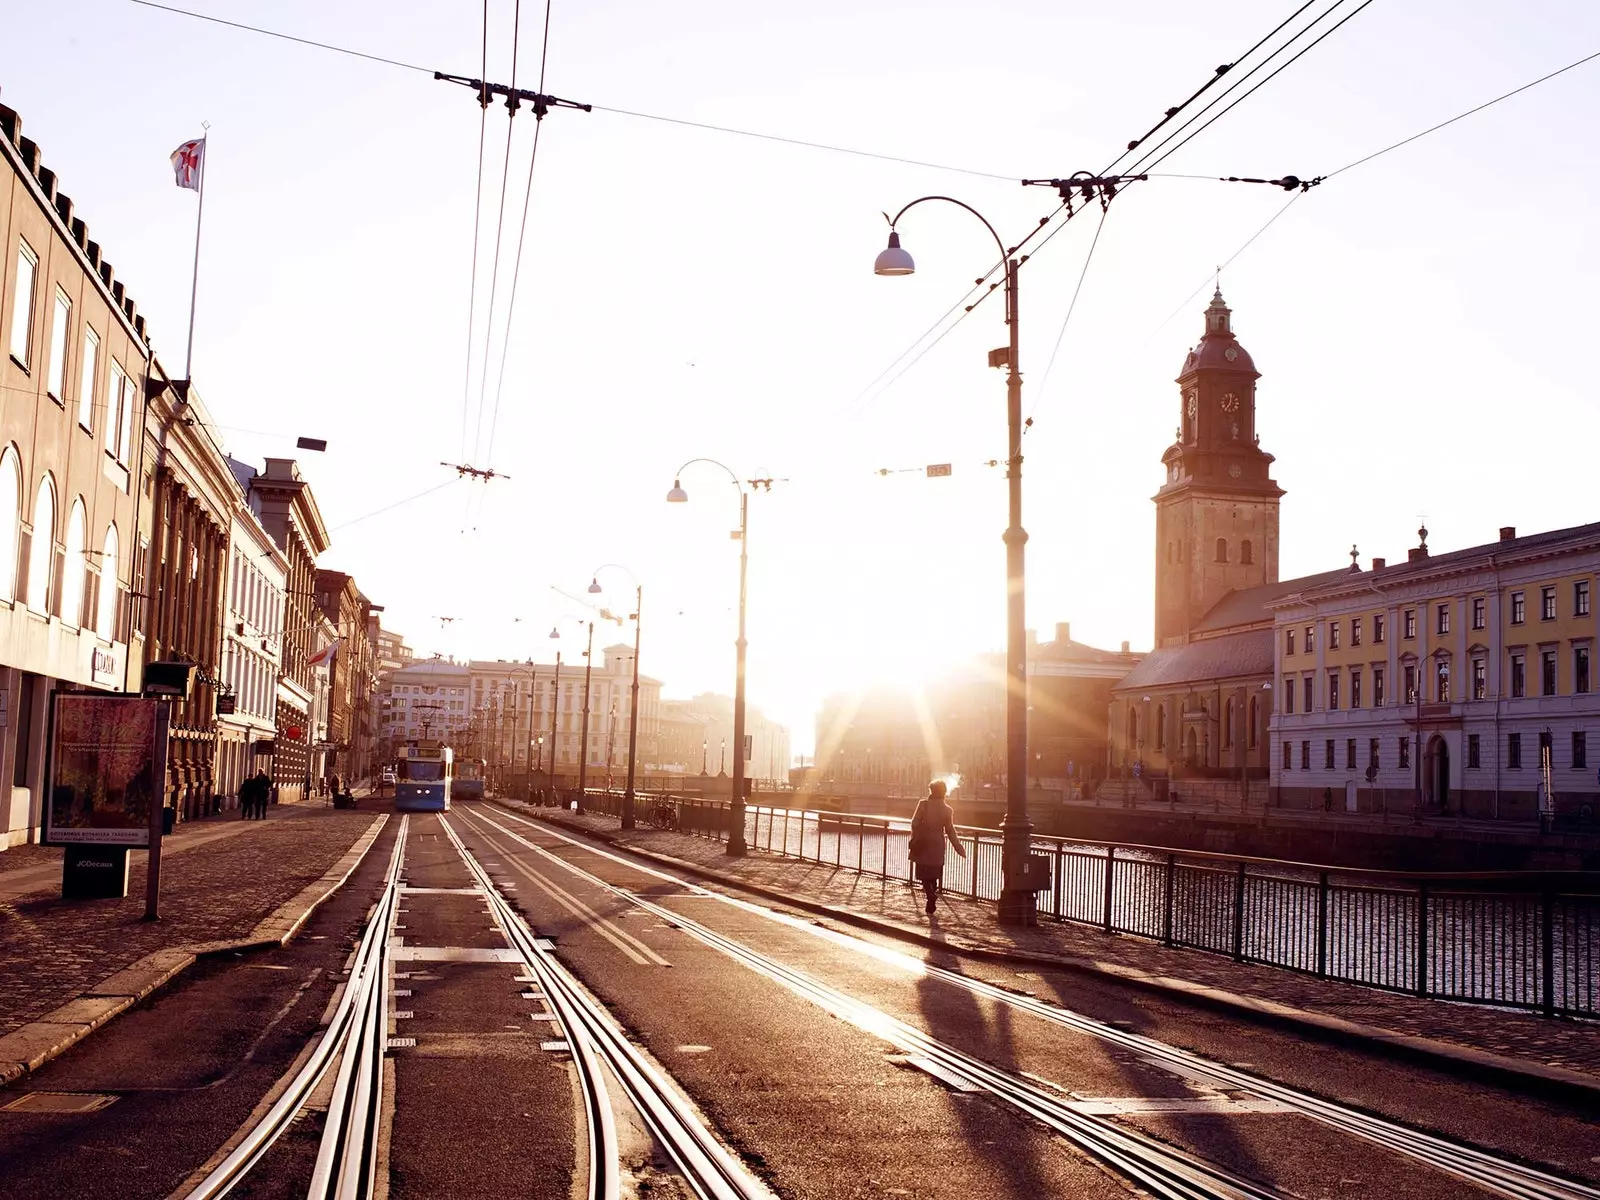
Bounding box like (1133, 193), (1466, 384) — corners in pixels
(395, 744), (454, 812)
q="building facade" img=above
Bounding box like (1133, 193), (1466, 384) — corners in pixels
(315, 569), (378, 784)
(1270, 524), (1600, 824)
(661, 692), (788, 787)
(382, 659), (470, 747)
(0, 104), (148, 847)
(217, 495), (286, 808)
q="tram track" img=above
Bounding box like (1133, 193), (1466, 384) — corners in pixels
(474, 803), (1600, 1200)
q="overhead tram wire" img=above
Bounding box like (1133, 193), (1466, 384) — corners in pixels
(481, 0), (556, 474)
(1026, 199), (1114, 430)
(328, 479), (462, 533)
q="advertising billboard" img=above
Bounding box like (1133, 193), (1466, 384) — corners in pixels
(45, 694), (169, 846)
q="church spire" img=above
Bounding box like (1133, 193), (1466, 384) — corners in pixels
(1205, 286), (1232, 336)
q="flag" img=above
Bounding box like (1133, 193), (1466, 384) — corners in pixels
(308, 641), (338, 668)
(170, 138), (205, 191)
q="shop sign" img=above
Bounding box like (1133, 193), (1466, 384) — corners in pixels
(45, 694), (169, 847)
(90, 646), (120, 685)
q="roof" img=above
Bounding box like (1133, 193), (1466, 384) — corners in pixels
(1113, 628), (1274, 692)
(1192, 567), (1354, 633)
(1177, 289), (1259, 379)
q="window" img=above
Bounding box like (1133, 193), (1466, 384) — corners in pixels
(1283, 677), (1295, 714)
(107, 361), (128, 460)
(1327, 669), (1340, 711)
(1369, 739), (1380, 772)
(1511, 591), (1525, 624)
(1305, 625), (1315, 653)
(1373, 666), (1385, 708)
(1351, 617), (1362, 647)
(78, 326), (98, 431)
(1302, 675), (1313, 713)
(0, 447), (18, 605)
(1324, 740), (1335, 769)
(1436, 603), (1451, 635)
(1436, 659), (1450, 702)
(61, 498), (85, 627)
(1578, 580), (1591, 618)
(9, 239), (37, 367)
(1577, 646), (1591, 695)
(1241, 539), (1253, 565)
(1286, 628), (1295, 656)
(1345, 738), (1356, 770)
(1404, 663), (1417, 704)
(96, 524), (118, 638)
(1467, 734), (1481, 768)
(1542, 586), (1557, 621)
(1542, 649), (1558, 696)
(25, 475), (54, 614)
(46, 290), (70, 401)
(1330, 622), (1341, 650)
(1247, 697), (1258, 749)
(1399, 737), (1410, 769)
(1215, 537), (1228, 563)
(1155, 706), (1166, 750)
(1374, 614), (1386, 643)
(1472, 658), (1486, 700)
(1350, 666), (1362, 709)
(1507, 732), (1521, 769)
(1472, 597), (1486, 630)
(1300, 740), (1310, 770)
(1403, 608), (1417, 639)
(1510, 653), (1526, 698)
(1222, 698), (1234, 748)
(1282, 741), (1293, 770)
(1574, 732), (1588, 771)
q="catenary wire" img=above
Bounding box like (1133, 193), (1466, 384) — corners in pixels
(127, 0), (435, 73)
(482, 0), (555, 472)
(328, 479), (461, 532)
(1027, 199), (1114, 427)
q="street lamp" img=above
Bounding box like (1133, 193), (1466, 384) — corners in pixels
(546, 629), (564, 800)
(875, 196), (1035, 924)
(668, 457), (766, 857)
(550, 620), (596, 811)
(590, 564), (644, 830)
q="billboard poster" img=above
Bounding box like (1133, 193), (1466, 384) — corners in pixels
(46, 694), (169, 846)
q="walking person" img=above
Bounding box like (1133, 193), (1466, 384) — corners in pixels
(909, 779), (966, 915)
(252, 771), (272, 819)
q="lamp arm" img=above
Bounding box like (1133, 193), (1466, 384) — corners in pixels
(887, 195), (1009, 264)
(673, 457), (743, 496)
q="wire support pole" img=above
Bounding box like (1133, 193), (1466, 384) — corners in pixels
(577, 621), (594, 810)
(730, 491), (750, 855)
(623, 584), (642, 831)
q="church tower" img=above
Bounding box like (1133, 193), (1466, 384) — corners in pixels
(1153, 289), (1284, 645)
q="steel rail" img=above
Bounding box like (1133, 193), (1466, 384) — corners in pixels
(439, 813), (766, 1200)
(463, 808), (1277, 1200)
(181, 816), (406, 1200)
(484, 804), (1600, 1200)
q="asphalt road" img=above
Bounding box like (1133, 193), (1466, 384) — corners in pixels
(2, 797), (1595, 1199)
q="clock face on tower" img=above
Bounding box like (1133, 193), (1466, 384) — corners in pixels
(1224, 346), (1239, 362)
(1185, 394), (1198, 418)
(1229, 463), (1243, 479)
(1219, 393), (1240, 413)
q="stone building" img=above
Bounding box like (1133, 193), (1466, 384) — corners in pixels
(217, 479), (286, 808)
(315, 568), (378, 784)
(381, 659), (470, 747)
(0, 103), (148, 846)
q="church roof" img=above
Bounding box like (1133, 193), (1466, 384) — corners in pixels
(1113, 628), (1274, 692)
(1178, 287), (1258, 378)
(1191, 567), (1354, 634)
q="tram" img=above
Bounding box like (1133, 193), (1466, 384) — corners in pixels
(395, 743), (454, 812)
(453, 757), (486, 800)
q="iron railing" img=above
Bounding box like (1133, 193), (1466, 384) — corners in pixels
(572, 790), (1599, 1018)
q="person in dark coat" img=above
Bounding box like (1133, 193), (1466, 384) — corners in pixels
(909, 779), (966, 915)
(251, 771), (273, 819)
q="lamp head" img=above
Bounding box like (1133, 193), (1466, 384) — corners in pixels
(666, 479), (688, 503)
(874, 229), (915, 276)
(588, 577), (602, 594)
(548, 626), (560, 639)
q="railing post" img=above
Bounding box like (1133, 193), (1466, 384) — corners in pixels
(1542, 890), (1557, 1018)
(1052, 844), (1063, 921)
(1231, 860), (1247, 962)
(1316, 871), (1329, 978)
(1102, 846), (1116, 931)
(1162, 854), (1175, 946)
(1416, 883), (1429, 997)
(857, 818), (864, 873)
(970, 834), (981, 898)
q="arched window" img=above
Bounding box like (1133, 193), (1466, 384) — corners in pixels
(26, 475), (55, 614)
(1247, 695), (1259, 749)
(1241, 539), (1254, 565)
(97, 524), (119, 638)
(1223, 697), (1235, 748)
(62, 498), (86, 627)
(1155, 705), (1166, 750)
(1126, 706), (1139, 751)
(0, 447), (19, 603)
(1215, 537), (1228, 563)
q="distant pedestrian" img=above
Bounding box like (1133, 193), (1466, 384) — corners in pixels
(239, 773), (259, 819)
(909, 779), (966, 916)
(252, 771), (273, 819)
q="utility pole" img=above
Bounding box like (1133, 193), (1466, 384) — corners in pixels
(548, 652), (562, 794)
(577, 622), (595, 811)
(623, 585), (643, 830)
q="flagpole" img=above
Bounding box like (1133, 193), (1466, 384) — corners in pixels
(183, 124), (209, 381)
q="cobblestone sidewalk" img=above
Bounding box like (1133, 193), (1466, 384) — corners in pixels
(511, 803), (1600, 1084)
(0, 808), (380, 1037)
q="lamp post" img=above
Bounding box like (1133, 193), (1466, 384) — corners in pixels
(546, 638), (563, 796)
(590, 565), (643, 830)
(668, 458), (766, 857)
(876, 197), (1035, 923)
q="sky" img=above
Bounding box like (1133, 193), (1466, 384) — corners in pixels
(3, 0), (1598, 755)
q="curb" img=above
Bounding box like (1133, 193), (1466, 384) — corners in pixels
(0, 813), (389, 1088)
(508, 804), (1600, 1109)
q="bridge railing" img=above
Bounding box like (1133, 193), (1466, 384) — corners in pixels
(570, 790), (1598, 1018)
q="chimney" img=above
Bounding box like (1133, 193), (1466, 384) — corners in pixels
(1499, 526), (1516, 542)
(1055, 621), (1071, 644)
(1372, 557), (1386, 571)
(1120, 640), (1131, 653)
(1407, 547), (1426, 562)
